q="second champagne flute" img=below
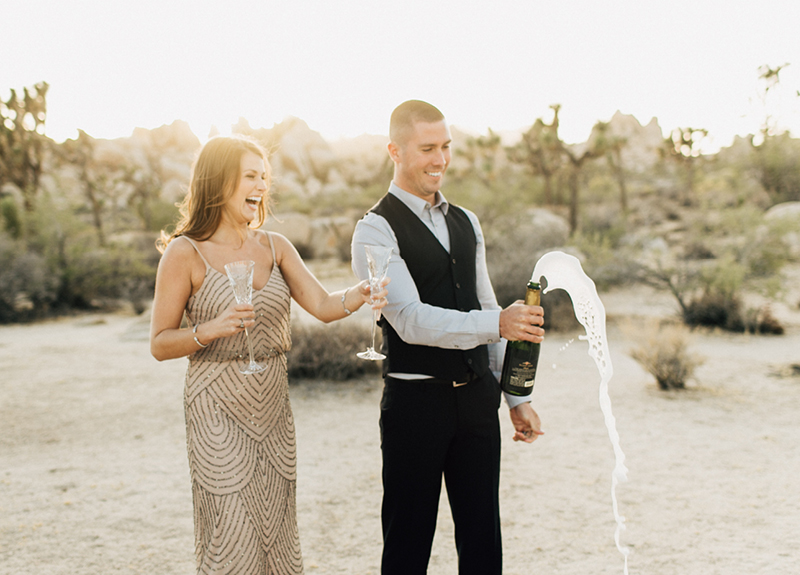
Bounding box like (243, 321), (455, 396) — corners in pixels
(357, 245), (392, 361)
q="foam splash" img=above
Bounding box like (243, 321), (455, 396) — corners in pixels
(551, 338), (575, 369)
(532, 251), (630, 574)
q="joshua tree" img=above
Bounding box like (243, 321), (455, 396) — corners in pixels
(559, 121), (610, 234)
(511, 105), (610, 233)
(595, 122), (629, 214)
(663, 126), (709, 206)
(509, 104), (563, 205)
(755, 62), (793, 141)
(58, 130), (109, 246)
(457, 129), (502, 189)
(0, 82), (50, 211)
(749, 63), (800, 204)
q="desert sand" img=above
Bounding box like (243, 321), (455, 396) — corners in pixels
(1, 279), (799, 575)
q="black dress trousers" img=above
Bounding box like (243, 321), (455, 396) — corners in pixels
(379, 372), (503, 575)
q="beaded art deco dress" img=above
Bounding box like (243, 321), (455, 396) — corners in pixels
(182, 235), (303, 574)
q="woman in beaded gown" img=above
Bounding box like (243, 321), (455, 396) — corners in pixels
(150, 135), (388, 574)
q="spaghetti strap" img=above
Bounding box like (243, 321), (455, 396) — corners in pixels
(265, 231), (277, 262)
(180, 236), (211, 270)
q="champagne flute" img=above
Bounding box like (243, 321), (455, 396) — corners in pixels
(357, 245), (392, 361)
(224, 260), (266, 375)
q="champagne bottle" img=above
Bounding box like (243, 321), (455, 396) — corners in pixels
(499, 281), (542, 396)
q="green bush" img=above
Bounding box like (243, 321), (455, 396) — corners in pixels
(750, 133), (800, 204)
(685, 204), (792, 279)
(568, 229), (639, 290)
(0, 196), (22, 239)
(714, 209), (793, 278)
(287, 321), (382, 381)
(446, 176), (534, 228)
(683, 241), (716, 260)
(57, 242), (155, 311)
(0, 199), (157, 322)
(629, 322), (704, 390)
(0, 232), (59, 322)
(148, 199), (181, 233)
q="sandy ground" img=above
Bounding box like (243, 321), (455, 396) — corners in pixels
(2, 280), (800, 575)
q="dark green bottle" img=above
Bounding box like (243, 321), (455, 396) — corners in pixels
(499, 281), (542, 396)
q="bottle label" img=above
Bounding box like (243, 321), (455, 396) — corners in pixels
(508, 361), (537, 388)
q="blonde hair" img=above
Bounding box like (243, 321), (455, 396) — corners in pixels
(158, 135), (271, 252)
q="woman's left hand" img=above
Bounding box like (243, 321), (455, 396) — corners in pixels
(359, 277), (390, 310)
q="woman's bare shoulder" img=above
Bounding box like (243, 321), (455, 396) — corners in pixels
(159, 236), (203, 268)
(162, 236), (195, 256)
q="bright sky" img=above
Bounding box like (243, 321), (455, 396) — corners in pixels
(4, 0), (799, 151)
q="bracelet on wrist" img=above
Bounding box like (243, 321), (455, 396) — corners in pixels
(193, 324), (209, 348)
(341, 288), (352, 316)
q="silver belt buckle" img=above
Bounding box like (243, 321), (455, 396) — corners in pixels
(452, 380), (469, 387)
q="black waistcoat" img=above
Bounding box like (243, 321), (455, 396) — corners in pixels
(369, 193), (490, 381)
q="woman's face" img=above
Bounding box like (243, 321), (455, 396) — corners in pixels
(226, 151), (268, 225)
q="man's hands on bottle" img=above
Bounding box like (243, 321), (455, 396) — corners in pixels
(499, 300), (545, 343)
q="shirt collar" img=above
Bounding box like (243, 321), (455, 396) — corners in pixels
(388, 181), (450, 217)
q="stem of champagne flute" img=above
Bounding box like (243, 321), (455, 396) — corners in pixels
(244, 327), (256, 365)
(369, 307), (379, 351)
(369, 278), (381, 351)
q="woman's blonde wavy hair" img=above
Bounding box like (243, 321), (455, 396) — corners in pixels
(157, 134), (271, 252)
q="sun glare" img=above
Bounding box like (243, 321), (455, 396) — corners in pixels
(4, 0), (799, 151)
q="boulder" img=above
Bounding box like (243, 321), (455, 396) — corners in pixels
(597, 111), (665, 173)
(270, 117), (336, 183)
(272, 171), (306, 198)
(148, 120), (201, 154)
(765, 201), (800, 258)
(261, 212), (312, 249)
(308, 216), (356, 260)
(330, 133), (390, 186)
(526, 208), (571, 249)
(765, 201), (800, 221)
(261, 213), (356, 261)
(485, 207), (571, 302)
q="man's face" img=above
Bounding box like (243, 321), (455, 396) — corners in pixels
(389, 119), (451, 202)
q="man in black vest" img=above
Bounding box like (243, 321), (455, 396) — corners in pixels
(352, 100), (545, 575)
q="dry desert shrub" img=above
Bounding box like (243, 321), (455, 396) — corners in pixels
(288, 321), (382, 381)
(683, 291), (745, 332)
(743, 305), (785, 335)
(683, 291), (785, 334)
(629, 322), (705, 390)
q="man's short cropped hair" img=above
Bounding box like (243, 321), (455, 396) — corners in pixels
(389, 100), (445, 145)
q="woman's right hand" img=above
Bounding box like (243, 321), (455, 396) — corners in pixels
(196, 303), (256, 344)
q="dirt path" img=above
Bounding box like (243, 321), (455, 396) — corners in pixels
(1, 292), (799, 574)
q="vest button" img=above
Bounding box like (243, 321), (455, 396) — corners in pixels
(455, 283), (461, 289)
(467, 358), (473, 364)
(452, 258), (457, 264)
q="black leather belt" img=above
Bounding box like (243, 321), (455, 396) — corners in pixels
(387, 372), (480, 388)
